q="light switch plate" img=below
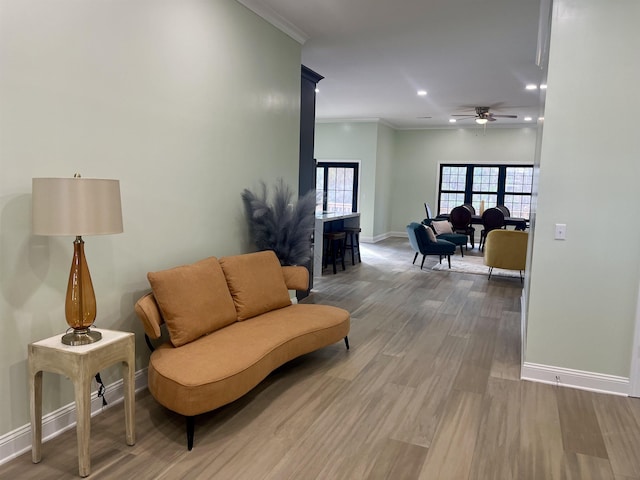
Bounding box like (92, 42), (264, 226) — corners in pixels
(555, 223), (566, 240)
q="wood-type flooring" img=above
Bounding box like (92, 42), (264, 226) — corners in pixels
(3, 237), (640, 479)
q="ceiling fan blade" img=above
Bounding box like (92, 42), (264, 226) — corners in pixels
(492, 114), (518, 118)
(417, 116), (432, 119)
(487, 116), (497, 122)
(458, 103), (505, 111)
(451, 114), (475, 117)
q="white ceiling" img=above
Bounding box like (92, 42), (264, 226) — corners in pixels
(238, 0), (546, 129)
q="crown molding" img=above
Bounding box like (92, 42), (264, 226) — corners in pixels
(236, 0), (309, 44)
(315, 117), (384, 125)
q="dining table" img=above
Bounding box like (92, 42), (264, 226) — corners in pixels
(435, 213), (528, 230)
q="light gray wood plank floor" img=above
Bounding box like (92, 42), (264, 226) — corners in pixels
(3, 237), (640, 479)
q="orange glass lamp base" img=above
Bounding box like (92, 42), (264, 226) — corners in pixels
(62, 236), (101, 346)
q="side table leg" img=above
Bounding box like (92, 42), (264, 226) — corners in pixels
(30, 370), (43, 464)
(74, 376), (92, 477)
(122, 354), (135, 446)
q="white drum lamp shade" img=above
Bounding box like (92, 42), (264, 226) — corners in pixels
(32, 178), (123, 236)
(32, 177), (123, 345)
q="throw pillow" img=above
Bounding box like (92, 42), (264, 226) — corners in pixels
(431, 220), (453, 235)
(219, 250), (291, 321)
(423, 224), (437, 243)
(148, 257), (238, 347)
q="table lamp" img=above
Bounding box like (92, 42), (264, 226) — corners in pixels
(32, 175), (123, 346)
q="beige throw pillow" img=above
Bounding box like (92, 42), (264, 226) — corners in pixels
(431, 220), (453, 235)
(423, 225), (437, 243)
(219, 250), (291, 321)
(148, 257), (238, 347)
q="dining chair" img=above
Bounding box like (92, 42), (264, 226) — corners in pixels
(479, 207), (505, 250)
(449, 205), (475, 248)
(424, 203), (433, 219)
(496, 205), (511, 217)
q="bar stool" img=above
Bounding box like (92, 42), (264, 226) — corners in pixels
(323, 231), (346, 274)
(343, 226), (361, 265)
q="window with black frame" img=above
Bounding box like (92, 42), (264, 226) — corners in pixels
(438, 164), (533, 219)
(316, 162), (359, 214)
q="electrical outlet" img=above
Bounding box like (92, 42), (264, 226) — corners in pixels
(554, 224), (566, 240)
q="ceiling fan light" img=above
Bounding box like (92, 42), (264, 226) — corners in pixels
(475, 118), (488, 125)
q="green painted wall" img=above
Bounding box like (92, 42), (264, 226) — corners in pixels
(390, 128), (537, 233)
(0, 0), (301, 435)
(314, 122), (379, 240)
(316, 123), (537, 240)
(374, 124), (395, 237)
(525, 0), (640, 377)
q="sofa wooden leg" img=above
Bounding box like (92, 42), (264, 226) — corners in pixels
(344, 336), (350, 350)
(488, 266), (493, 280)
(412, 252), (418, 264)
(447, 255), (451, 268)
(186, 416), (195, 451)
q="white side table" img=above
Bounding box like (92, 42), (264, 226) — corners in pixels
(29, 329), (135, 477)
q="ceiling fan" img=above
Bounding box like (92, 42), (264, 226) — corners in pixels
(452, 106), (517, 124)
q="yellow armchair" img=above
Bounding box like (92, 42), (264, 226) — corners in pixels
(483, 229), (528, 281)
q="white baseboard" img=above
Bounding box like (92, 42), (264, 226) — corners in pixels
(361, 231), (404, 243)
(521, 362), (629, 396)
(0, 368), (148, 467)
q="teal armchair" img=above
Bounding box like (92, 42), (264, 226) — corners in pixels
(406, 222), (456, 269)
(422, 218), (469, 256)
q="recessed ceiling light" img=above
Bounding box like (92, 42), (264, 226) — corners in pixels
(314, 88), (320, 93)
(525, 84), (538, 90)
(524, 116), (533, 121)
(538, 117), (544, 121)
(417, 90), (427, 96)
(540, 84), (547, 90)
(449, 118), (457, 123)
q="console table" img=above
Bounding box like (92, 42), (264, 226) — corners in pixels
(28, 329), (135, 477)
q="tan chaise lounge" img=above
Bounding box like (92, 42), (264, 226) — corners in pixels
(134, 250), (350, 450)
